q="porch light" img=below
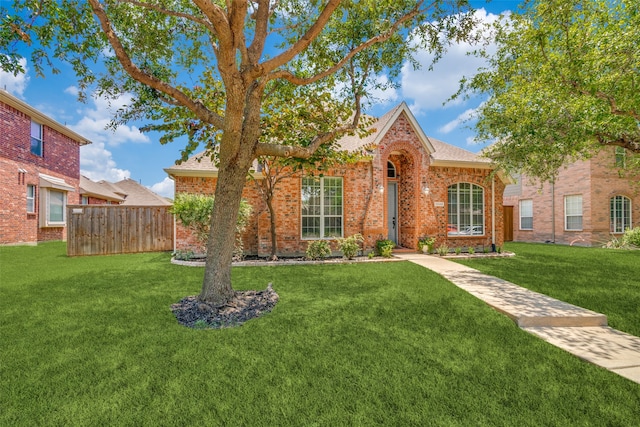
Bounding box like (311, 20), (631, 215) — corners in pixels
(422, 185), (430, 195)
(378, 185), (384, 194)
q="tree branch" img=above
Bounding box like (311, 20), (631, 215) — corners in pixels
(87, 0), (224, 128)
(264, 1), (424, 86)
(118, 0), (216, 33)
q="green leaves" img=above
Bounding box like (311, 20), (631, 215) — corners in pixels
(459, 0), (640, 182)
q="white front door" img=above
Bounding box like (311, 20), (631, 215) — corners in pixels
(387, 182), (398, 244)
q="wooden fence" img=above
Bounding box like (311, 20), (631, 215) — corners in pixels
(66, 205), (173, 256)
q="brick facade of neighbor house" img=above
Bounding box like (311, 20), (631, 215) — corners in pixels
(503, 146), (639, 246)
(0, 90), (91, 245)
(166, 103), (507, 257)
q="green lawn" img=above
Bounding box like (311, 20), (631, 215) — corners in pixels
(457, 242), (640, 337)
(1, 242), (639, 426)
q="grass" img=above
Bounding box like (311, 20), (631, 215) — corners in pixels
(1, 242), (639, 425)
(456, 242), (640, 337)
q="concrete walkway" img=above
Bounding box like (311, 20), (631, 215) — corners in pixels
(395, 253), (640, 384)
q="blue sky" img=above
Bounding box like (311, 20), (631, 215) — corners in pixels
(1, 1), (521, 199)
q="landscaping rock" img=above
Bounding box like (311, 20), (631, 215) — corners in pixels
(171, 283), (279, 329)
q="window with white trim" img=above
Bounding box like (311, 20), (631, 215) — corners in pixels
(27, 185), (36, 213)
(31, 121), (43, 156)
(610, 195), (632, 233)
(519, 199), (533, 230)
(301, 176), (343, 239)
(81, 195), (89, 205)
(564, 195), (583, 231)
(39, 188), (67, 227)
(447, 183), (484, 236)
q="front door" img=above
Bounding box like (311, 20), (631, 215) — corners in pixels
(387, 182), (398, 244)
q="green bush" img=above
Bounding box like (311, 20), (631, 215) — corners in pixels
(376, 239), (394, 258)
(468, 247), (475, 255)
(454, 247), (462, 255)
(436, 244), (449, 256)
(337, 234), (364, 260)
(416, 236), (436, 252)
(171, 193), (252, 258)
(622, 227), (640, 247)
(306, 240), (332, 260)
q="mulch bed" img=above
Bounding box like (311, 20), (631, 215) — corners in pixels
(171, 284), (279, 329)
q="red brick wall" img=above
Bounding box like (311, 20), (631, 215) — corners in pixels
(0, 100), (82, 244)
(172, 112), (505, 256)
(505, 147), (639, 246)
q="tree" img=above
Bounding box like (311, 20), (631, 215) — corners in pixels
(2, 0), (476, 306)
(456, 0), (640, 182)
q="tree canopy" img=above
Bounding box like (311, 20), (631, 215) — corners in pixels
(456, 0), (640, 182)
(2, 0), (477, 306)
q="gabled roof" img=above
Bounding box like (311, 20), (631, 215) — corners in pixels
(337, 102), (436, 155)
(0, 89), (92, 146)
(113, 178), (172, 206)
(164, 153), (219, 177)
(164, 102), (494, 176)
(79, 176), (126, 202)
(427, 136), (492, 168)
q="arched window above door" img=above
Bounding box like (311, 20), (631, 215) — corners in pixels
(387, 161), (397, 178)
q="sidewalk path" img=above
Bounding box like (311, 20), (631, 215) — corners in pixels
(395, 253), (640, 384)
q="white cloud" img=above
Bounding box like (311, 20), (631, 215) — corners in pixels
(64, 86), (79, 97)
(401, 9), (500, 114)
(68, 92), (150, 146)
(149, 177), (174, 199)
(80, 142), (131, 182)
(1, 57), (30, 97)
(438, 108), (477, 134)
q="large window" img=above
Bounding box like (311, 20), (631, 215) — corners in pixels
(48, 190), (65, 224)
(26, 185), (36, 213)
(610, 195), (632, 233)
(564, 195), (583, 231)
(31, 121), (43, 156)
(448, 183), (484, 236)
(519, 199), (533, 230)
(301, 177), (343, 239)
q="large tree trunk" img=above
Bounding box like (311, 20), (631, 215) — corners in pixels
(200, 160), (251, 306)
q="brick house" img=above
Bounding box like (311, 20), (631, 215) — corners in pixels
(503, 146), (638, 246)
(1, 90), (92, 245)
(165, 102), (508, 256)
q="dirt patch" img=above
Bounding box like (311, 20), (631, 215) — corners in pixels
(171, 284), (279, 329)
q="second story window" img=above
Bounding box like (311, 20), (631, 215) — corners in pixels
(31, 120), (43, 157)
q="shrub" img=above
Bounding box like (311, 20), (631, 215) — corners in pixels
(173, 250), (195, 261)
(416, 236), (436, 253)
(306, 240), (332, 260)
(436, 244), (449, 256)
(376, 239), (394, 258)
(337, 233), (364, 260)
(468, 247), (475, 255)
(622, 227), (640, 248)
(171, 193), (252, 259)
(454, 247), (461, 255)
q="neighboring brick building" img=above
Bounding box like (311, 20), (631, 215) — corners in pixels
(1, 90), (92, 245)
(503, 146), (638, 246)
(165, 102), (508, 256)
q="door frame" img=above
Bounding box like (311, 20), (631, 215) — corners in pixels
(387, 181), (398, 244)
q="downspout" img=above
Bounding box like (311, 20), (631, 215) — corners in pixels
(551, 179), (555, 243)
(491, 176), (496, 250)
